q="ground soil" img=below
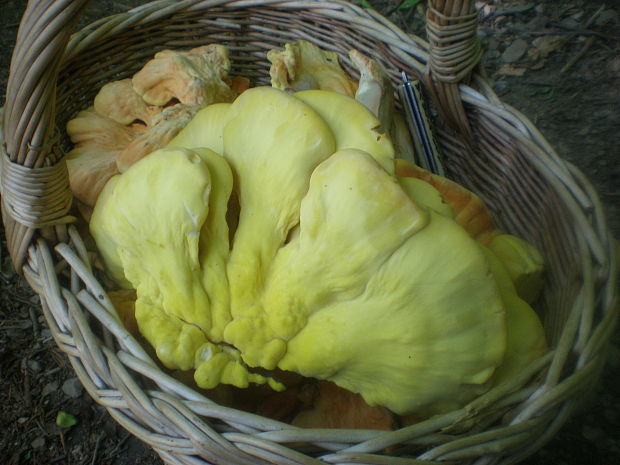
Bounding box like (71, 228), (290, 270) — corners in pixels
(1, 1), (618, 464)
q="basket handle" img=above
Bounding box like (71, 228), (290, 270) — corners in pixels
(1, 0), (88, 271)
(424, 0), (481, 137)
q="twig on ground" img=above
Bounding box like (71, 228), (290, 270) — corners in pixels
(487, 3), (536, 18)
(91, 432), (106, 465)
(7, 290), (37, 306)
(29, 306), (40, 339)
(59, 430), (66, 453)
(560, 5), (606, 74)
(583, 4), (606, 29)
(21, 360), (32, 407)
(94, 407), (108, 427)
(43, 366), (62, 376)
(561, 36), (596, 73)
(108, 431), (131, 456)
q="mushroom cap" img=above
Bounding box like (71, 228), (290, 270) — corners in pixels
(116, 104), (201, 172)
(66, 108), (135, 206)
(132, 44), (236, 106)
(90, 146), (282, 391)
(260, 149), (505, 415)
(94, 79), (160, 126)
(488, 234), (545, 304)
(221, 87), (336, 369)
(166, 102), (231, 155)
(91, 147), (220, 368)
(395, 159), (499, 244)
(295, 89), (395, 173)
(480, 246), (547, 387)
(292, 381), (396, 430)
(268, 40), (358, 97)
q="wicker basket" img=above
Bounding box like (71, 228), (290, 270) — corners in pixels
(1, 1), (617, 464)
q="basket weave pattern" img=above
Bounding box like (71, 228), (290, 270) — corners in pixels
(1, 1), (618, 464)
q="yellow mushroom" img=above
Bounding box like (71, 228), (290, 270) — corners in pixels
(89, 82), (546, 417)
(259, 149), (505, 415)
(166, 102), (231, 155)
(268, 40), (358, 97)
(395, 159), (499, 244)
(221, 87), (336, 369)
(294, 89), (395, 174)
(488, 234), (545, 304)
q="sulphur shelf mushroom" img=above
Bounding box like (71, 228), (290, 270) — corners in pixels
(348, 49), (416, 163)
(93, 79), (160, 126)
(165, 102), (231, 155)
(66, 102), (198, 204)
(395, 159), (499, 243)
(349, 49), (394, 132)
(66, 108), (135, 207)
(91, 146), (283, 391)
(292, 381), (396, 430)
(90, 83), (548, 418)
(132, 44), (236, 106)
(116, 103), (200, 172)
(395, 158), (545, 305)
(267, 40), (358, 96)
(66, 43), (245, 205)
(294, 89), (395, 174)
(222, 87), (336, 369)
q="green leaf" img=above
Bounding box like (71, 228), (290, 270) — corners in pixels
(545, 87), (557, 102)
(398, 0), (421, 10)
(358, 0), (374, 9)
(529, 86), (556, 99)
(56, 411), (78, 429)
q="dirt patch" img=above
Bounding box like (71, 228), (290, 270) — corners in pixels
(0, 258), (158, 464)
(1, 1), (618, 464)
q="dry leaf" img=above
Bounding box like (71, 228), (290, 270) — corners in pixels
(528, 35), (568, 61)
(497, 63), (527, 77)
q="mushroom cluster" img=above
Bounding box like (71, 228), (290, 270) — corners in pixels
(80, 40), (547, 428)
(66, 44), (242, 208)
